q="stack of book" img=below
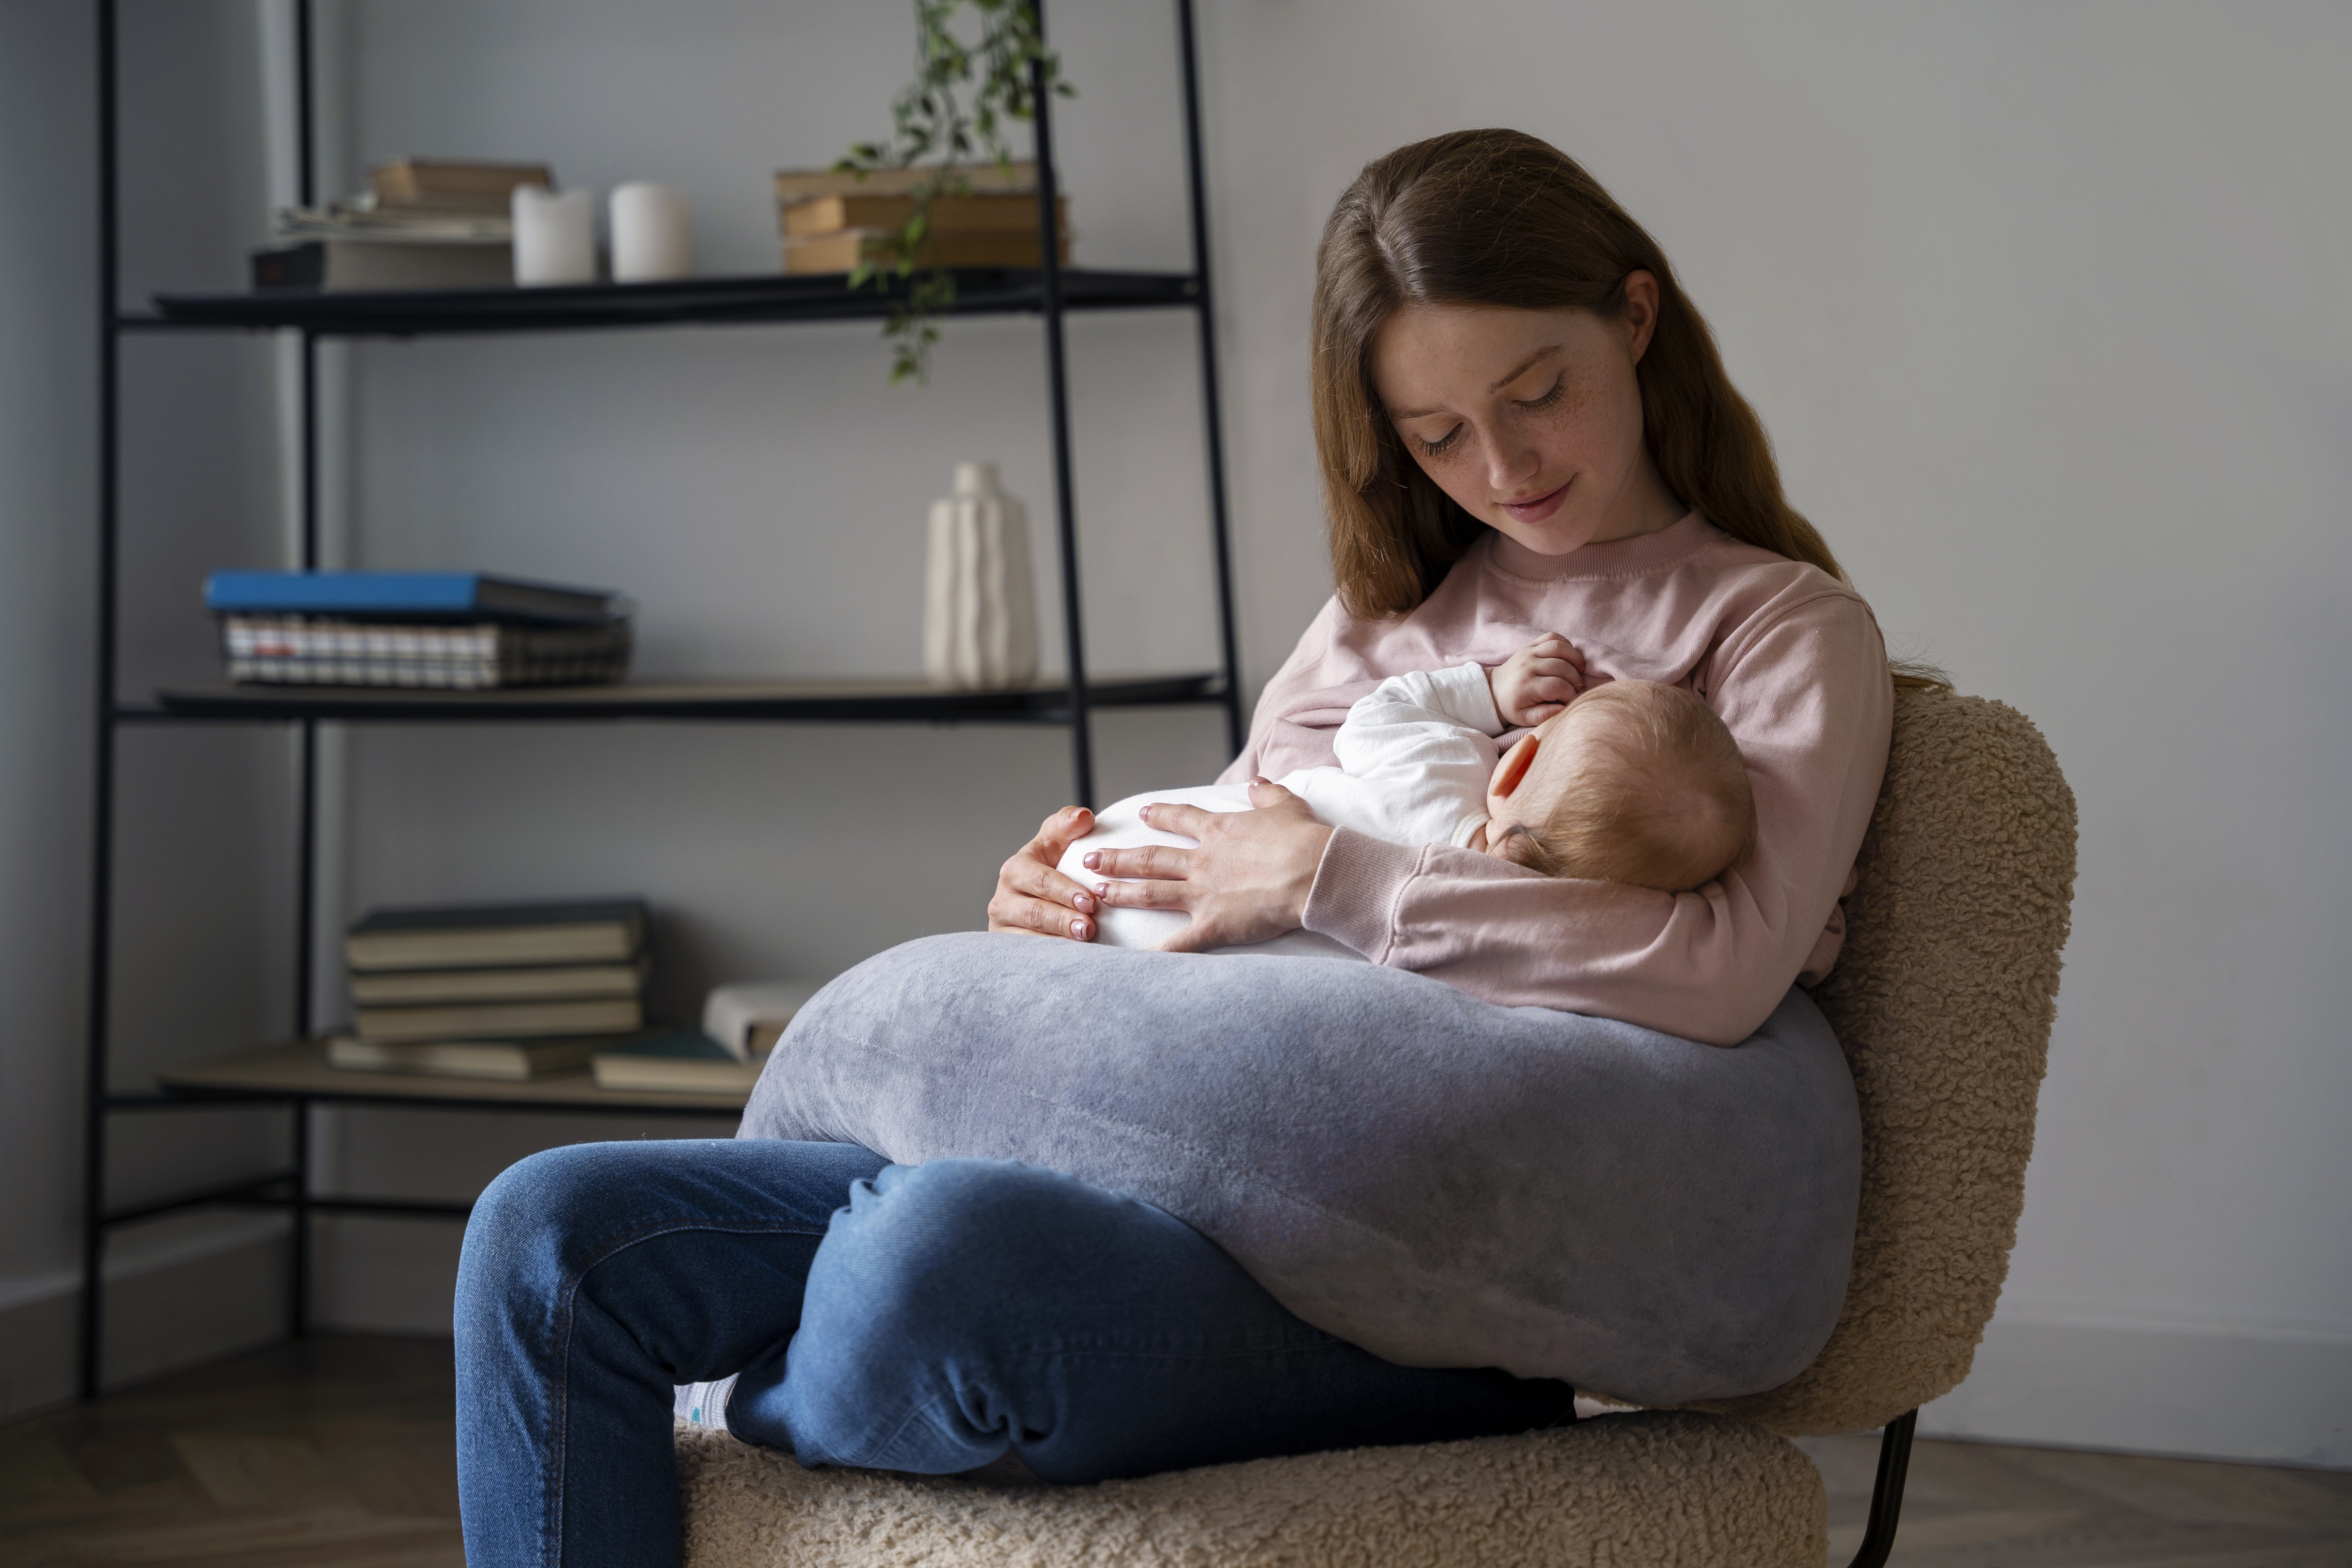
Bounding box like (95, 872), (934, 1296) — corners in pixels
(328, 898), (654, 1081)
(205, 570), (631, 690)
(773, 162), (1068, 276)
(588, 979), (824, 1094)
(255, 158), (549, 293)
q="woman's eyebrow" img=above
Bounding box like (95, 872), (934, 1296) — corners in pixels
(1487, 344), (1567, 394)
(1387, 345), (1570, 422)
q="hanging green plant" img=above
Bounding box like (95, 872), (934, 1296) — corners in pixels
(837, 0), (1074, 384)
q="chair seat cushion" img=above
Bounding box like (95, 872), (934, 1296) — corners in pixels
(678, 1410), (1825, 1568)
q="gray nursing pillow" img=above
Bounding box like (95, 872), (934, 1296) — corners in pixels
(741, 933), (1859, 1406)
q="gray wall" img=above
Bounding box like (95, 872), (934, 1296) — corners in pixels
(2, 0), (2345, 1464)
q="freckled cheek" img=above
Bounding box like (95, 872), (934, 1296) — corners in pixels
(1526, 383), (1598, 448)
(1411, 445), (1490, 514)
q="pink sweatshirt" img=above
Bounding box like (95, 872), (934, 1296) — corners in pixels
(1220, 513), (1892, 1047)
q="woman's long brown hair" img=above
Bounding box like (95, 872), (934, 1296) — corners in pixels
(1313, 129), (1848, 619)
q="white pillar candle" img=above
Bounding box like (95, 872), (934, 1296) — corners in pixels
(512, 185), (598, 286)
(610, 182), (692, 282)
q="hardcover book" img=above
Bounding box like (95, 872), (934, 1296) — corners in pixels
(325, 1033), (603, 1082)
(348, 957), (650, 1007)
(772, 161), (1035, 204)
(780, 192), (1064, 240)
(370, 158), (552, 213)
(345, 898), (650, 973)
(274, 202), (515, 242)
(353, 996), (643, 1043)
(701, 979), (824, 1062)
(222, 614), (630, 689)
(781, 226), (1064, 277)
(204, 571), (624, 626)
(251, 239), (514, 293)
(591, 1031), (765, 1095)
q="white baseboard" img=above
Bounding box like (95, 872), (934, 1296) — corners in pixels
(1920, 1314), (2352, 1469)
(0, 1213), (289, 1421)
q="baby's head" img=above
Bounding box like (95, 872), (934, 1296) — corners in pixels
(1483, 680), (1756, 892)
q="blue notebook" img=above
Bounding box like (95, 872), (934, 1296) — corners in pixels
(205, 570), (623, 625)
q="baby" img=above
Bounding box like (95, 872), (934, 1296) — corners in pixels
(1061, 634), (1757, 955)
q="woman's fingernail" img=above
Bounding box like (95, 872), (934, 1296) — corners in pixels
(1082, 851), (1099, 869)
(1070, 918), (1088, 938)
(1074, 892), (1096, 913)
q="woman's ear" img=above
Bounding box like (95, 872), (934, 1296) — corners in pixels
(1621, 270), (1661, 364)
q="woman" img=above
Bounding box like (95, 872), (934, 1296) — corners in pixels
(998, 133), (1890, 1044)
(455, 129), (1890, 1567)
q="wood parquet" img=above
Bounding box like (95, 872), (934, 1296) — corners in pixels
(4, 1334), (2347, 1566)
(1801, 1429), (2352, 1566)
(1, 1337), (463, 1566)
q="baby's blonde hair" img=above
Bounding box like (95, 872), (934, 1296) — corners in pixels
(1495, 680), (1756, 892)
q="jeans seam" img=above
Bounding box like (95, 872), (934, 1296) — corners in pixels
(545, 1218), (830, 1568)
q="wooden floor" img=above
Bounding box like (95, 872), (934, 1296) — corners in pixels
(1800, 1430), (2352, 1566)
(4, 1335), (2347, 1566)
(1, 1337), (463, 1567)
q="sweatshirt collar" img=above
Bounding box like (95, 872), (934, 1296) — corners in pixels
(1481, 510), (1715, 584)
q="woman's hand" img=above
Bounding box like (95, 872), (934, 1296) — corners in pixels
(1081, 781), (1336, 953)
(987, 805), (1103, 940)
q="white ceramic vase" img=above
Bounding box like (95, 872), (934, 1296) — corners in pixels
(924, 462), (1039, 691)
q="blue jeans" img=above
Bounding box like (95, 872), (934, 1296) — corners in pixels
(454, 1138), (1578, 1568)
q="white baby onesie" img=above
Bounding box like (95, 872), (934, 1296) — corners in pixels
(1059, 662), (1504, 955)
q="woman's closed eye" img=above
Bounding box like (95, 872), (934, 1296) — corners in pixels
(1517, 374), (1567, 412)
(1413, 422), (1465, 458)
(1406, 376), (1566, 458)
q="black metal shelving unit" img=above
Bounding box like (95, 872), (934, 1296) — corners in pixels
(81, 0), (1241, 1399)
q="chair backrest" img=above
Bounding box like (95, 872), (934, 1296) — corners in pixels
(1697, 687), (2077, 1435)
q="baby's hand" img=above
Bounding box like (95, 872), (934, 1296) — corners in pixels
(1489, 634), (1585, 726)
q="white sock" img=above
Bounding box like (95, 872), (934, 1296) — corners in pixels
(672, 1372), (741, 1435)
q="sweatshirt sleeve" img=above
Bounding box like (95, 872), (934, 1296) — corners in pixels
(1301, 593), (1892, 1046)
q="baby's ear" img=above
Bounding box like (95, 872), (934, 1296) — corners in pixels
(1491, 734), (1539, 798)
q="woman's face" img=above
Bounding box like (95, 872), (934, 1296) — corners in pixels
(1369, 278), (1683, 562)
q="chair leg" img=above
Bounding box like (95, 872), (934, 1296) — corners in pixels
(1843, 1410), (1917, 1568)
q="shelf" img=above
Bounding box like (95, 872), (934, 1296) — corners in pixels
(134, 671), (1219, 723)
(153, 1041), (747, 1115)
(79, 0), (1240, 1405)
(130, 267), (1201, 337)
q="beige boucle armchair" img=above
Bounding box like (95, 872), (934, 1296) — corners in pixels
(677, 687), (2079, 1568)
